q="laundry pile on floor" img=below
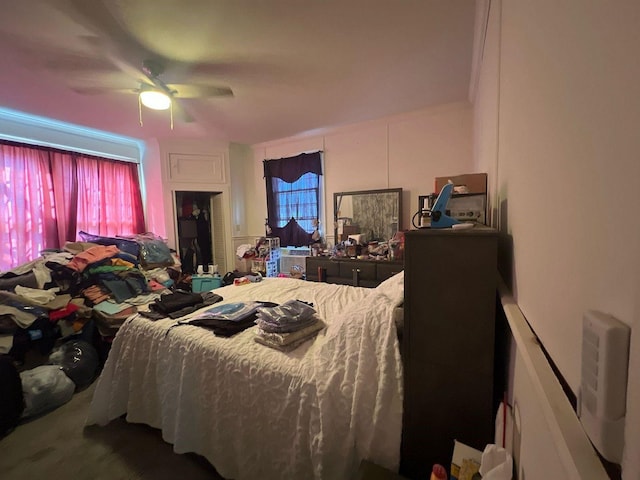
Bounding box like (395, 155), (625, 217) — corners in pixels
(0, 338), (102, 436)
(0, 232), (180, 366)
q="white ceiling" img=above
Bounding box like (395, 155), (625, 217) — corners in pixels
(0, 0), (476, 145)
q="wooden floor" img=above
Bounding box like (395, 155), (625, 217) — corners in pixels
(0, 381), (225, 480)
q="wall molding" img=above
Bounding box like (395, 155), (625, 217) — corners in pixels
(468, 0), (492, 104)
(0, 107), (143, 162)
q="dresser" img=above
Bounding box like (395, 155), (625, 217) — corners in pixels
(400, 226), (499, 478)
(355, 460), (410, 479)
(305, 256), (403, 287)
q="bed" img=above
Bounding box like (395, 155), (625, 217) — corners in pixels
(86, 274), (405, 480)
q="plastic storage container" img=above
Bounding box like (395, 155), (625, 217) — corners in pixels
(192, 275), (223, 293)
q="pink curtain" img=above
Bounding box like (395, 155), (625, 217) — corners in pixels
(74, 155), (145, 238)
(0, 143), (59, 270)
(49, 151), (78, 246)
(0, 142), (146, 271)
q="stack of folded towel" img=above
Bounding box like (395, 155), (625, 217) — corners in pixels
(254, 300), (325, 352)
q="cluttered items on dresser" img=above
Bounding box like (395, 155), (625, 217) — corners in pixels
(334, 188), (402, 245)
(330, 187), (404, 262)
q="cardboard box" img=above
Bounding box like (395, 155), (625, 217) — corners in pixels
(435, 173), (487, 195)
(450, 440), (483, 480)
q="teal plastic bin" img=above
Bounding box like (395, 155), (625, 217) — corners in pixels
(192, 276), (223, 293)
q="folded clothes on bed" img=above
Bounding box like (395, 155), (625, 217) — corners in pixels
(165, 291), (223, 319)
(141, 291), (223, 320)
(180, 301), (276, 325)
(256, 318), (325, 346)
(255, 315), (318, 334)
(172, 301), (279, 337)
(150, 291), (222, 314)
(254, 318), (325, 352)
(255, 299), (316, 325)
(185, 301), (265, 323)
(194, 316), (259, 337)
(149, 291), (203, 314)
(254, 334), (312, 352)
(253, 299), (319, 334)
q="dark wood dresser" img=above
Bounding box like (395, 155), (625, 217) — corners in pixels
(305, 256), (403, 287)
(401, 226), (499, 478)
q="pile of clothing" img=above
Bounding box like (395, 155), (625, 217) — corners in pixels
(254, 300), (325, 352)
(0, 233), (185, 428)
(0, 235), (179, 363)
(0, 287), (92, 362)
(44, 244), (168, 337)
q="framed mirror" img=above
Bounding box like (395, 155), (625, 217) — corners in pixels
(334, 188), (402, 244)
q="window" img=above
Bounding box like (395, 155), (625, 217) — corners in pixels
(270, 172), (319, 233)
(0, 141), (145, 271)
(264, 152), (323, 247)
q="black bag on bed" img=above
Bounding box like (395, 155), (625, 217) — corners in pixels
(222, 271), (244, 286)
(0, 354), (25, 437)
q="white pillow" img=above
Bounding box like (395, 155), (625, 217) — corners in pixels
(374, 270), (404, 306)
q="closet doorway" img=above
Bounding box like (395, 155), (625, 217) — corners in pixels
(175, 191), (227, 274)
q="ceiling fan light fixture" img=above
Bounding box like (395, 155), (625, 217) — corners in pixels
(139, 89), (171, 110)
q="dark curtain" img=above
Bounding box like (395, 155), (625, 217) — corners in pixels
(263, 151), (322, 183)
(269, 218), (313, 248)
(264, 151), (322, 247)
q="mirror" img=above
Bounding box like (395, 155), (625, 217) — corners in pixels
(334, 188), (402, 244)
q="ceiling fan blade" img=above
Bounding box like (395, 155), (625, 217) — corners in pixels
(167, 84), (233, 99)
(65, 2), (165, 87)
(71, 86), (139, 95)
(171, 99), (194, 123)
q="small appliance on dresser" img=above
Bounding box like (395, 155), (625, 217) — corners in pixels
(414, 173), (488, 229)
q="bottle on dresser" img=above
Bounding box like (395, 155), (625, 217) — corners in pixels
(430, 464), (446, 480)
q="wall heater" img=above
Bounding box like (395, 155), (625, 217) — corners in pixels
(578, 310), (630, 464)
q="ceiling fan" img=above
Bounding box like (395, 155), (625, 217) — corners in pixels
(70, 57), (234, 125)
(134, 59), (233, 124)
(42, 0), (235, 126)
(139, 58), (232, 104)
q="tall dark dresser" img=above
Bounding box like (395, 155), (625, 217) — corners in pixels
(400, 226), (499, 478)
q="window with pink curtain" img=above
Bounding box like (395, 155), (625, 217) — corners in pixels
(73, 154), (145, 238)
(0, 141), (145, 271)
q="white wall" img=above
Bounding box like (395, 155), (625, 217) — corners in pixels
(246, 102), (474, 242)
(474, 0), (640, 477)
(148, 138), (236, 273)
(140, 138), (166, 237)
(228, 143), (253, 233)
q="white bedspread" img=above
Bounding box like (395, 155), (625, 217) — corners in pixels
(86, 277), (403, 480)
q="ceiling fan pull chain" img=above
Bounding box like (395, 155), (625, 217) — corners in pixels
(138, 95), (144, 127)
